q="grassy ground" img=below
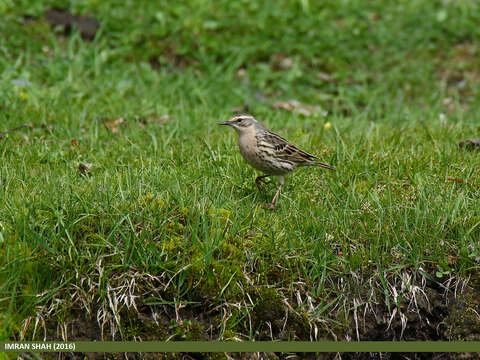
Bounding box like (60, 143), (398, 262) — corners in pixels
(1, 0), (480, 350)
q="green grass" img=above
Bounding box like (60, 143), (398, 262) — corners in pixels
(1, 0), (480, 344)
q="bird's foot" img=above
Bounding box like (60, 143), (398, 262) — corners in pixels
(262, 202), (276, 209)
(255, 180), (263, 191)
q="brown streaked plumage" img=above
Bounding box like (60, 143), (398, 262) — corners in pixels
(219, 114), (335, 208)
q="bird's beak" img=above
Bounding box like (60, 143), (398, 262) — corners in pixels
(218, 121), (232, 126)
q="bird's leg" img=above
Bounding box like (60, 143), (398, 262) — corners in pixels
(264, 175), (284, 209)
(269, 183), (283, 208)
(255, 175), (270, 191)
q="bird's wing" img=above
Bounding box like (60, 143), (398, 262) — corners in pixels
(261, 130), (317, 163)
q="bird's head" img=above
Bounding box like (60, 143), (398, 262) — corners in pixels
(218, 114), (259, 134)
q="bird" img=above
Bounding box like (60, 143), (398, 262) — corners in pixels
(219, 114), (335, 208)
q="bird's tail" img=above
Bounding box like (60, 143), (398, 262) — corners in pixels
(314, 161), (336, 170)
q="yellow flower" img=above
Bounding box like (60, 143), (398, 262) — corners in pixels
(324, 122), (332, 130)
(19, 92), (27, 100)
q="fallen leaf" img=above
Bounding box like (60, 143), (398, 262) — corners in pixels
(316, 72), (333, 82)
(272, 53), (294, 70)
(447, 176), (479, 188)
(103, 117), (125, 134)
(272, 100), (298, 111)
(442, 98), (453, 106)
(78, 162), (93, 175)
(272, 100), (327, 117)
(447, 177), (464, 184)
(458, 138), (480, 150)
(151, 114), (170, 124)
(104, 117), (125, 127)
(71, 139), (78, 147)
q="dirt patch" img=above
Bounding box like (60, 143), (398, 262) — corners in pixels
(44, 8), (100, 40)
(354, 277), (480, 342)
(20, 270), (480, 360)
